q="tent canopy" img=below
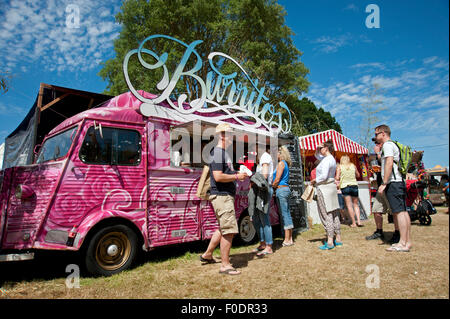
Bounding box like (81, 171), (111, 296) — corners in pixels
(2, 83), (112, 169)
(299, 129), (368, 155)
(426, 165), (449, 176)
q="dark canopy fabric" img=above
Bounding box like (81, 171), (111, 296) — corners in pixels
(1, 83), (112, 169)
(2, 98), (38, 169)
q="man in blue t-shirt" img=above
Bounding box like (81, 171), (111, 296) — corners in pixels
(200, 123), (248, 275)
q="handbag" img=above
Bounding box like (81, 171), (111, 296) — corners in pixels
(301, 184), (315, 203)
(196, 165), (211, 200)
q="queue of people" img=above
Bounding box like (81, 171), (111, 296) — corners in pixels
(201, 123), (412, 276)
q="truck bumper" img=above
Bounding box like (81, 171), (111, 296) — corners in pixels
(0, 252), (34, 262)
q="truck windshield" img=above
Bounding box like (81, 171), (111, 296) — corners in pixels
(36, 127), (77, 164)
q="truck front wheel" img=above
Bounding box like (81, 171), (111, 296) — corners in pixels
(84, 224), (139, 277)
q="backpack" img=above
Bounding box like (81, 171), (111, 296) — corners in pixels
(196, 165), (211, 200)
(389, 140), (413, 178)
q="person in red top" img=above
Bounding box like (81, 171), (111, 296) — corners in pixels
(405, 178), (419, 208)
(310, 160), (319, 180)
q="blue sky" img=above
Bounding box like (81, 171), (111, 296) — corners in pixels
(0, 0), (448, 169)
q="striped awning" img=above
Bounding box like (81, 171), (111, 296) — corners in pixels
(299, 129), (368, 155)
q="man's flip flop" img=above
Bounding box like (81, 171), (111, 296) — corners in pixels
(386, 245), (410, 252)
(199, 255), (216, 263)
(282, 242), (294, 247)
(252, 246), (265, 253)
(219, 268), (241, 275)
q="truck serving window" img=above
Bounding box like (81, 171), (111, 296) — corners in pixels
(79, 126), (141, 165)
(36, 126), (78, 164)
(169, 119), (278, 170)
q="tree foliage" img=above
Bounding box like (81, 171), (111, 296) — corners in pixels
(99, 0), (309, 101)
(99, 0), (342, 136)
(1, 70), (11, 94)
(289, 96), (342, 136)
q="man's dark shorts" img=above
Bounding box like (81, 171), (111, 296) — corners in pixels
(385, 181), (407, 214)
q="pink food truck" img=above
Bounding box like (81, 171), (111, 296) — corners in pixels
(0, 35), (303, 276)
(0, 90), (294, 276)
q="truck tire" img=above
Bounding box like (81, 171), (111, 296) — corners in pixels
(84, 224), (139, 277)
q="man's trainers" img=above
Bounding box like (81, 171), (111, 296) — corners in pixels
(365, 231), (384, 240)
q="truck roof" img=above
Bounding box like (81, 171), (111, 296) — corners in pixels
(48, 91), (154, 135)
(48, 90), (278, 138)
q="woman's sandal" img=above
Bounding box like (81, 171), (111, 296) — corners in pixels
(252, 246), (266, 253)
(319, 243), (335, 250)
(256, 250), (273, 257)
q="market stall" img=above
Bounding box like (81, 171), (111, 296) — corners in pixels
(298, 129), (370, 225)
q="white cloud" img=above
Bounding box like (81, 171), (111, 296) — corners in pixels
(420, 94), (449, 108)
(306, 57), (449, 144)
(311, 34), (353, 53)
(0, 102), (26, 116)
(0, 0), (122, 73)
(311, 33), (373, 54)
(343, 4), (358, 12)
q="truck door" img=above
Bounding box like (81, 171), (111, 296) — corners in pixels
(47, 123), (147, 241)
(147, 120), (202, 247)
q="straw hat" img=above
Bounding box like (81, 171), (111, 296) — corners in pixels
(215, 123), (233, 134)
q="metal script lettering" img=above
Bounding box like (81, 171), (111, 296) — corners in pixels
(123, 35), (292, 133)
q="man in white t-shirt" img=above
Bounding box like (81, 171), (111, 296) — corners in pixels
(375, 124), (411, 252)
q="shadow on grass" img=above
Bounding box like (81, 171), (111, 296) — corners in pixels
(0, 226), (305, 285)
(0, 236), (266, 287)
(0, 250), (83, 288)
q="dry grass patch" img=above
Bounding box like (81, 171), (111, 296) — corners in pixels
(1, 208), (448, 299)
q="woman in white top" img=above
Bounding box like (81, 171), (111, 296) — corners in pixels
(251, 147), (274, 256)
(311, 140), (342, 250)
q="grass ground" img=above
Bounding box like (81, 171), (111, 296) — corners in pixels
(0, 207), (448, 299)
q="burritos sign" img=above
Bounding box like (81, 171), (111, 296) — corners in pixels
(123, 35), (292, 134)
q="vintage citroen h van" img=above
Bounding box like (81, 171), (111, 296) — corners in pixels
(0, 91), (286, 276)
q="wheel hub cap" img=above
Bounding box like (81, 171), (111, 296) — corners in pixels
(107, 244), (119, 256)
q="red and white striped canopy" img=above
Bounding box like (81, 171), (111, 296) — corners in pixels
(299, 129), (368, 155)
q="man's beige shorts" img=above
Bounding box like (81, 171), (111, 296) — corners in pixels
(210, 194), (239, 235)
(372, 191), (391, 214)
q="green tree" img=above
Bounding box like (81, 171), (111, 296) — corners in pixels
(99, 0), (310, 105)
(289, 96), (342, 136)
